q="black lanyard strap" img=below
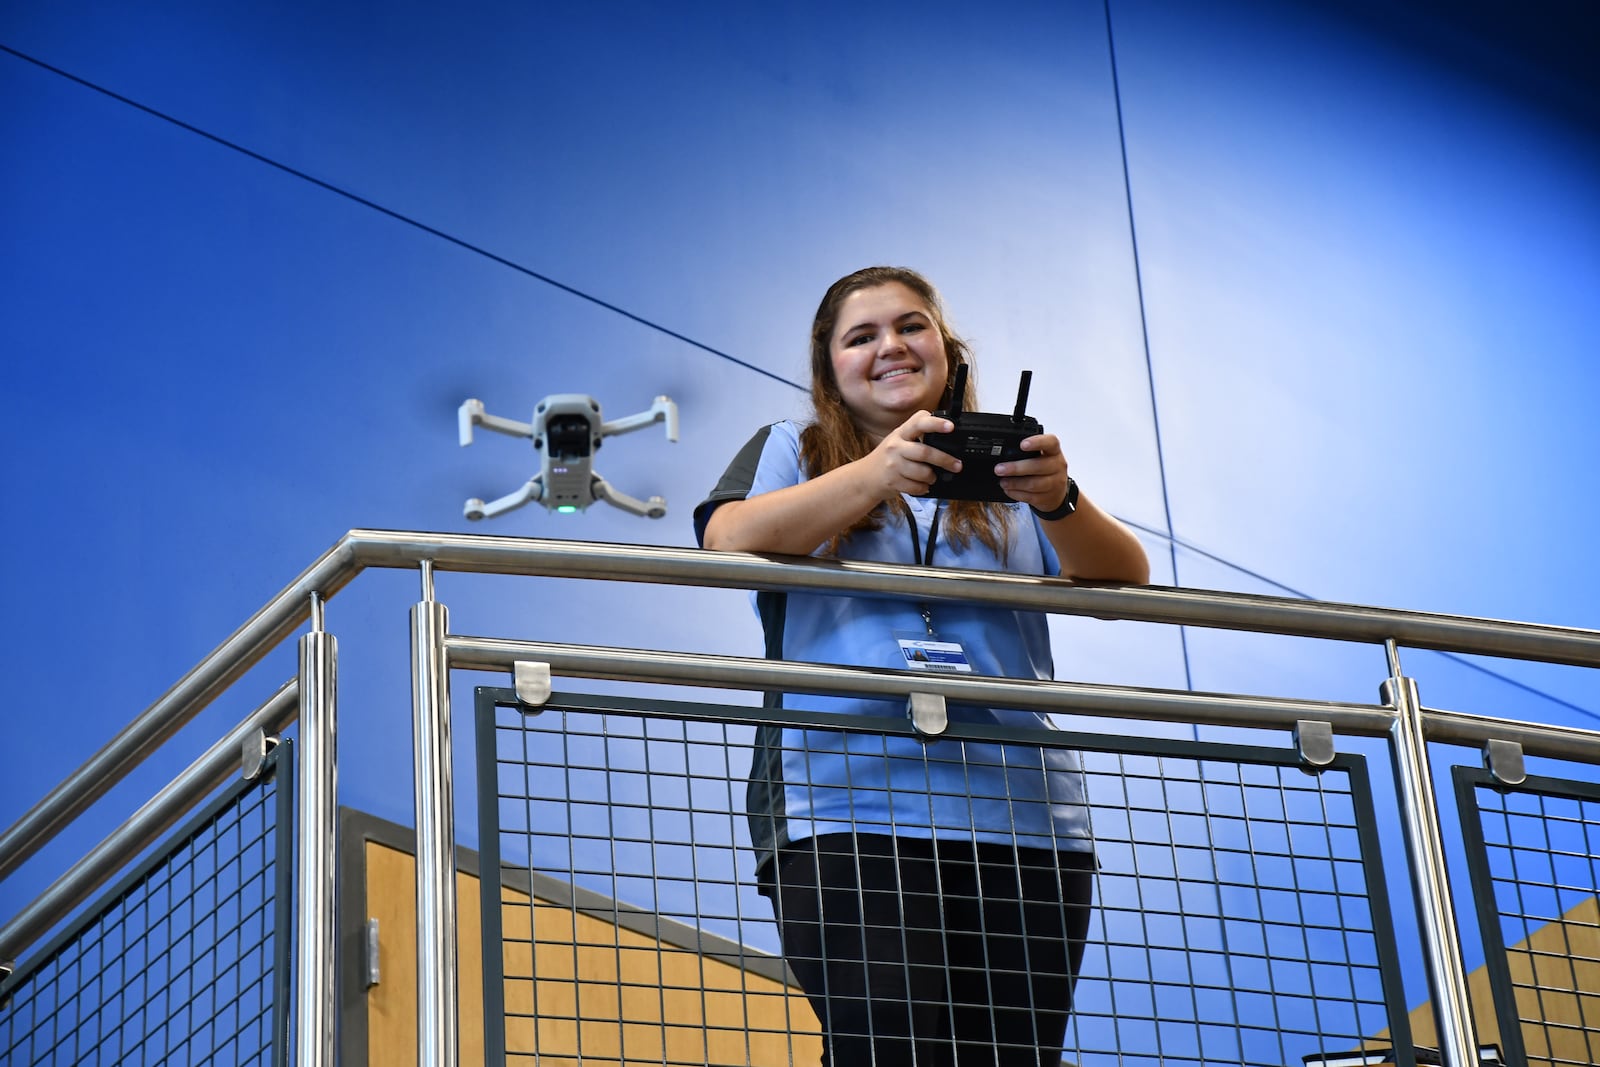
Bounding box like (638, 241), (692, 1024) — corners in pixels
(894, 498), (946, 637)
(895, 497), (945, 568)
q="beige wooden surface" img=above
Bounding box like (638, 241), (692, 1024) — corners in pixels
(364, 840), (821, 1065)
(1382, 894), (1599, 1065)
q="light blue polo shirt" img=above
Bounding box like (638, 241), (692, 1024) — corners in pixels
(696, 421), (1093, 870)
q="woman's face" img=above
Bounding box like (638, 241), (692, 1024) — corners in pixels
(828, 282), (950, 439)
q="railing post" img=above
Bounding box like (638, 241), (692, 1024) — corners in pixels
(296, 593), (338, 1067)
(1381, 640), (1478, 1067)
(412, 561), (459, 1067)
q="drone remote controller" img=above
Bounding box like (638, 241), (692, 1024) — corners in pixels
(920, 364), (1042, 502)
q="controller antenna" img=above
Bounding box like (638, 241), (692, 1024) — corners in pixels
(1012, 370), (1033, 422)
(946, 362), (969, 417)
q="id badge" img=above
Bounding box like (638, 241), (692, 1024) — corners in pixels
(896, 638), (974, 673)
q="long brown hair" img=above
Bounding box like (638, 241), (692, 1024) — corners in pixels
(800, 266), (1011, 560)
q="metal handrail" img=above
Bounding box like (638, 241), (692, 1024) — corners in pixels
(5, 529), (1599, 1067)
(443, 635), (1600, 765)
(346, 530), (1600, 664)
(446, 635), (1397, 733)
(0, 679), (299, 966)
(0, 540), (354, 884)
(6, 528), (1600, 886)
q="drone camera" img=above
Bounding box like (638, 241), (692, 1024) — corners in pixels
(545, 414), (596, 458)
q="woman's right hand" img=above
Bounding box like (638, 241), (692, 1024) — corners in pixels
(857, 411), (963, 500)
(703, 412), (963, 555)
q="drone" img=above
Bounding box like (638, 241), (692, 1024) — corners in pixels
(458, 393), (678, 520)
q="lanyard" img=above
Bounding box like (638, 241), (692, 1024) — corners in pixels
(896, 497), (945, 567)
(896, 498), (945, 636)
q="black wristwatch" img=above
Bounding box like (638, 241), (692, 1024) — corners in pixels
(1031, 478), (1079, 521)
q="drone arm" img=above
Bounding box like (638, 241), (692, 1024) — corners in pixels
(464, 477), (545, 521)
(459, 398), (536, 446)
(590, 474), (667, 520)
(599, 395), (678, 443)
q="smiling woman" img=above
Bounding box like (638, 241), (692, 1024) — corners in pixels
(828, 281), (951, 437)
(694, 265), (1148, 1066)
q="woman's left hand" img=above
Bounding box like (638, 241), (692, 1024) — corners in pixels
(994, 434), (1071, 513)
(997, 433), (1150, 582)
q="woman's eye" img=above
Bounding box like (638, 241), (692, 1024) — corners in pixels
(847, 333), (874, 346)
(902, 323), (925, 334)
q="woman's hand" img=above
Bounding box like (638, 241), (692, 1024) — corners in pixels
(996, 433), (1151, 583)
(995, 434), (1070, 513)
(702, 411), (961, 556)
(859, 410), (964, 500)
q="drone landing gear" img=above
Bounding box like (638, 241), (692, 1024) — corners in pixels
(464, 475), (665, 521)
(591, 475), (666, 519)
(464, 477), (546, 522)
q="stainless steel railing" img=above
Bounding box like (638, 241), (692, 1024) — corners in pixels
(3, 529), (1598, 1067)
(0, 678), (299, 964)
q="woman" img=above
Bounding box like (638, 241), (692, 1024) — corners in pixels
(695, 266), (1149, 1065)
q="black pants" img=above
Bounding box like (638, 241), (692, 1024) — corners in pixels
(763, 833), (1094, 1067)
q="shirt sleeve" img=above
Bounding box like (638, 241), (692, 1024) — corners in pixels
(1031, 509), (1063, 578)
(693, 423), (801, 546)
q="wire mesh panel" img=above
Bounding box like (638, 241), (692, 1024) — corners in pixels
(476, 689), (813, 1067)
(1073, 749), (1414, 1067)
(476, 689), (1417, 1067)
(1455, 767), (1600, 1067)
(0, 742), (294, 1067)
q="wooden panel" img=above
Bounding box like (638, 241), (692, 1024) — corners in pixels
(1384, 895), (1599, 1065)
(365, 841), (488, 1065)
(363, 840), (820, 1066)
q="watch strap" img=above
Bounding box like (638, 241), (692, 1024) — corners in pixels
(1031, 477), (1079, 521)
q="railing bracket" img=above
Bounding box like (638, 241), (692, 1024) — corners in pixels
(240, 729), (280, 781)
(1378, 676), (1402, 707)
(515, 661), (553, 709)
(1484, 739), (1527, 788)
(1294, 720), (1336, 772)
(907, 692), (948, 739)
(364, 917), (381, 989)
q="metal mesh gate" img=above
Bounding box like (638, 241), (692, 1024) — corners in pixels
(1073, 748), (1410, 1065)
(0, 743), (294, 1067)
(476, 689), (1418, 1067)
(1456, 767), (1600, 1067)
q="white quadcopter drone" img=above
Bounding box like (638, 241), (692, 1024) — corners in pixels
(458, 393), (678, 520)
